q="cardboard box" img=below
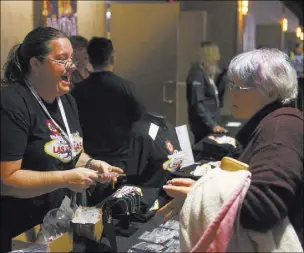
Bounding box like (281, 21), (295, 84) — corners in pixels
(12, 224), (73, 252)
(72, 218), (103, 242)
(72, 207), (103, 242)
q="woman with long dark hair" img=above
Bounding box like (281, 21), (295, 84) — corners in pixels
(0, 27), (122, 252)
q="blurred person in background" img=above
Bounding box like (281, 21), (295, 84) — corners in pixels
(291, 42), (303, 110)
(159, 48), (303, 248)
(69, 35), (90, 90)
(0, 27), (122, 252)
(186, 41), (226, 144)
(72, 37), (145, 171)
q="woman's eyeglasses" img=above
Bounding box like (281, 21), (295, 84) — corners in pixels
(229, 82), (254, 91)
(43, 57), (78, 69)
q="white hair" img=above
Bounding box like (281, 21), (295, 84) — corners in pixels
(228, 48), (298, 104)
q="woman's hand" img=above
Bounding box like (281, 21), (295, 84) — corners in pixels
(212, 125), (226, 133)
(90, 160), (124, 183)
(63, 167), (99, 192)
(157, 178), (196, 222)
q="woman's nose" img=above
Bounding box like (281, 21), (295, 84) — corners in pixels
(66, 62), (77, 72)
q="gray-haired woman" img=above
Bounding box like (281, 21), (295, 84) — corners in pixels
(159, 48), (303, 247)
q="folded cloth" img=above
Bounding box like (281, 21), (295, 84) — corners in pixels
(180, 167), (303, 252)
(193, 134), (243, 161)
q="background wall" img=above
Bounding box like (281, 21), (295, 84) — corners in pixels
(250, 1), (299, 32)
(256, 24), (282, 49)
(1, 1), (106, 78)
(250, 0), (299, 49)
(181, 1), (238, 69)
(77, 1), (106, 39)
(1, 1), (34, 78)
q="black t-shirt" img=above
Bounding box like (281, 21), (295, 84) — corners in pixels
(125, 116), (181, 220)
(125, 116), (181, 188)
(72, 71), (145, 166)
(0, 82), (83, 238)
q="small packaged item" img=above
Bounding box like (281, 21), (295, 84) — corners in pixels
(138, 231), (153, 244)
(172, 230), (179, 238)
(208, 135), (237, 147)
(164, 247), (180, 253)
(98, 172), (120, 183)
(159, 219), (180, 230)
(163, 151), (185, 172)
(138, 228), (176, 244)
(132, 241), (165, 252)
(127, 249), (138, 253)
(166, 238), (180, 250)
(72, 206), (102, 224)
(190, 161), (219, 177)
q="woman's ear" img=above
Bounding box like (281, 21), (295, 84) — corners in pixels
(29, 57), (42, 76)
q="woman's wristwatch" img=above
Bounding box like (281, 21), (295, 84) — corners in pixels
(85, 158), (95, 170)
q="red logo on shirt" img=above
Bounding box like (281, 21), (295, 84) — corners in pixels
(45, 120), (60, 135)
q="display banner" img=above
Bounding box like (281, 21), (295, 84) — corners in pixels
(42, 0), (77, 36)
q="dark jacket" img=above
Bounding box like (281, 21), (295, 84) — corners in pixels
(186, 63), (220, 138)
(236, 102), (303, 245)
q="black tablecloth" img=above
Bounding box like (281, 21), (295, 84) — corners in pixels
(73, 215), (164, 252)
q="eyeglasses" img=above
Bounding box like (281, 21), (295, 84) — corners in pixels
(43, 57), (78, 69)
(229, 82), (254, 91)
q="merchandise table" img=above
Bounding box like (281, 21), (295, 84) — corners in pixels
(73, 213), (164, 252)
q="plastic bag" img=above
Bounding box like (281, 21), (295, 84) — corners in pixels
(41, 196), (73, 242)
(41, 208), (70, 242)
(72, 206), (102, 224)
(190, 161), (219, 177)
(132, 241), (165, 252)
(166, 238), (180, 250)
(138, 228), (176, 244)
(159, 219), (180, 230)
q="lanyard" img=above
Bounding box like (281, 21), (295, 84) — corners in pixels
(25, 80), (76, 161)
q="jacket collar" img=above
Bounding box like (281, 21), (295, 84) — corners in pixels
(235, 101), (288, 147)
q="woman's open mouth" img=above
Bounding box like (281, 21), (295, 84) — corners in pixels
(60, 72), (72, 85)
(61, 75), (69, 82)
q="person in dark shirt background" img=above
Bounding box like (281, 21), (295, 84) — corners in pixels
(72, 37), (145, 170)
(186, 41), (226, 144)
(69, 35), (91, 90)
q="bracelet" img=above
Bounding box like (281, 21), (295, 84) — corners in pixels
(85, 158), (94, 169)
